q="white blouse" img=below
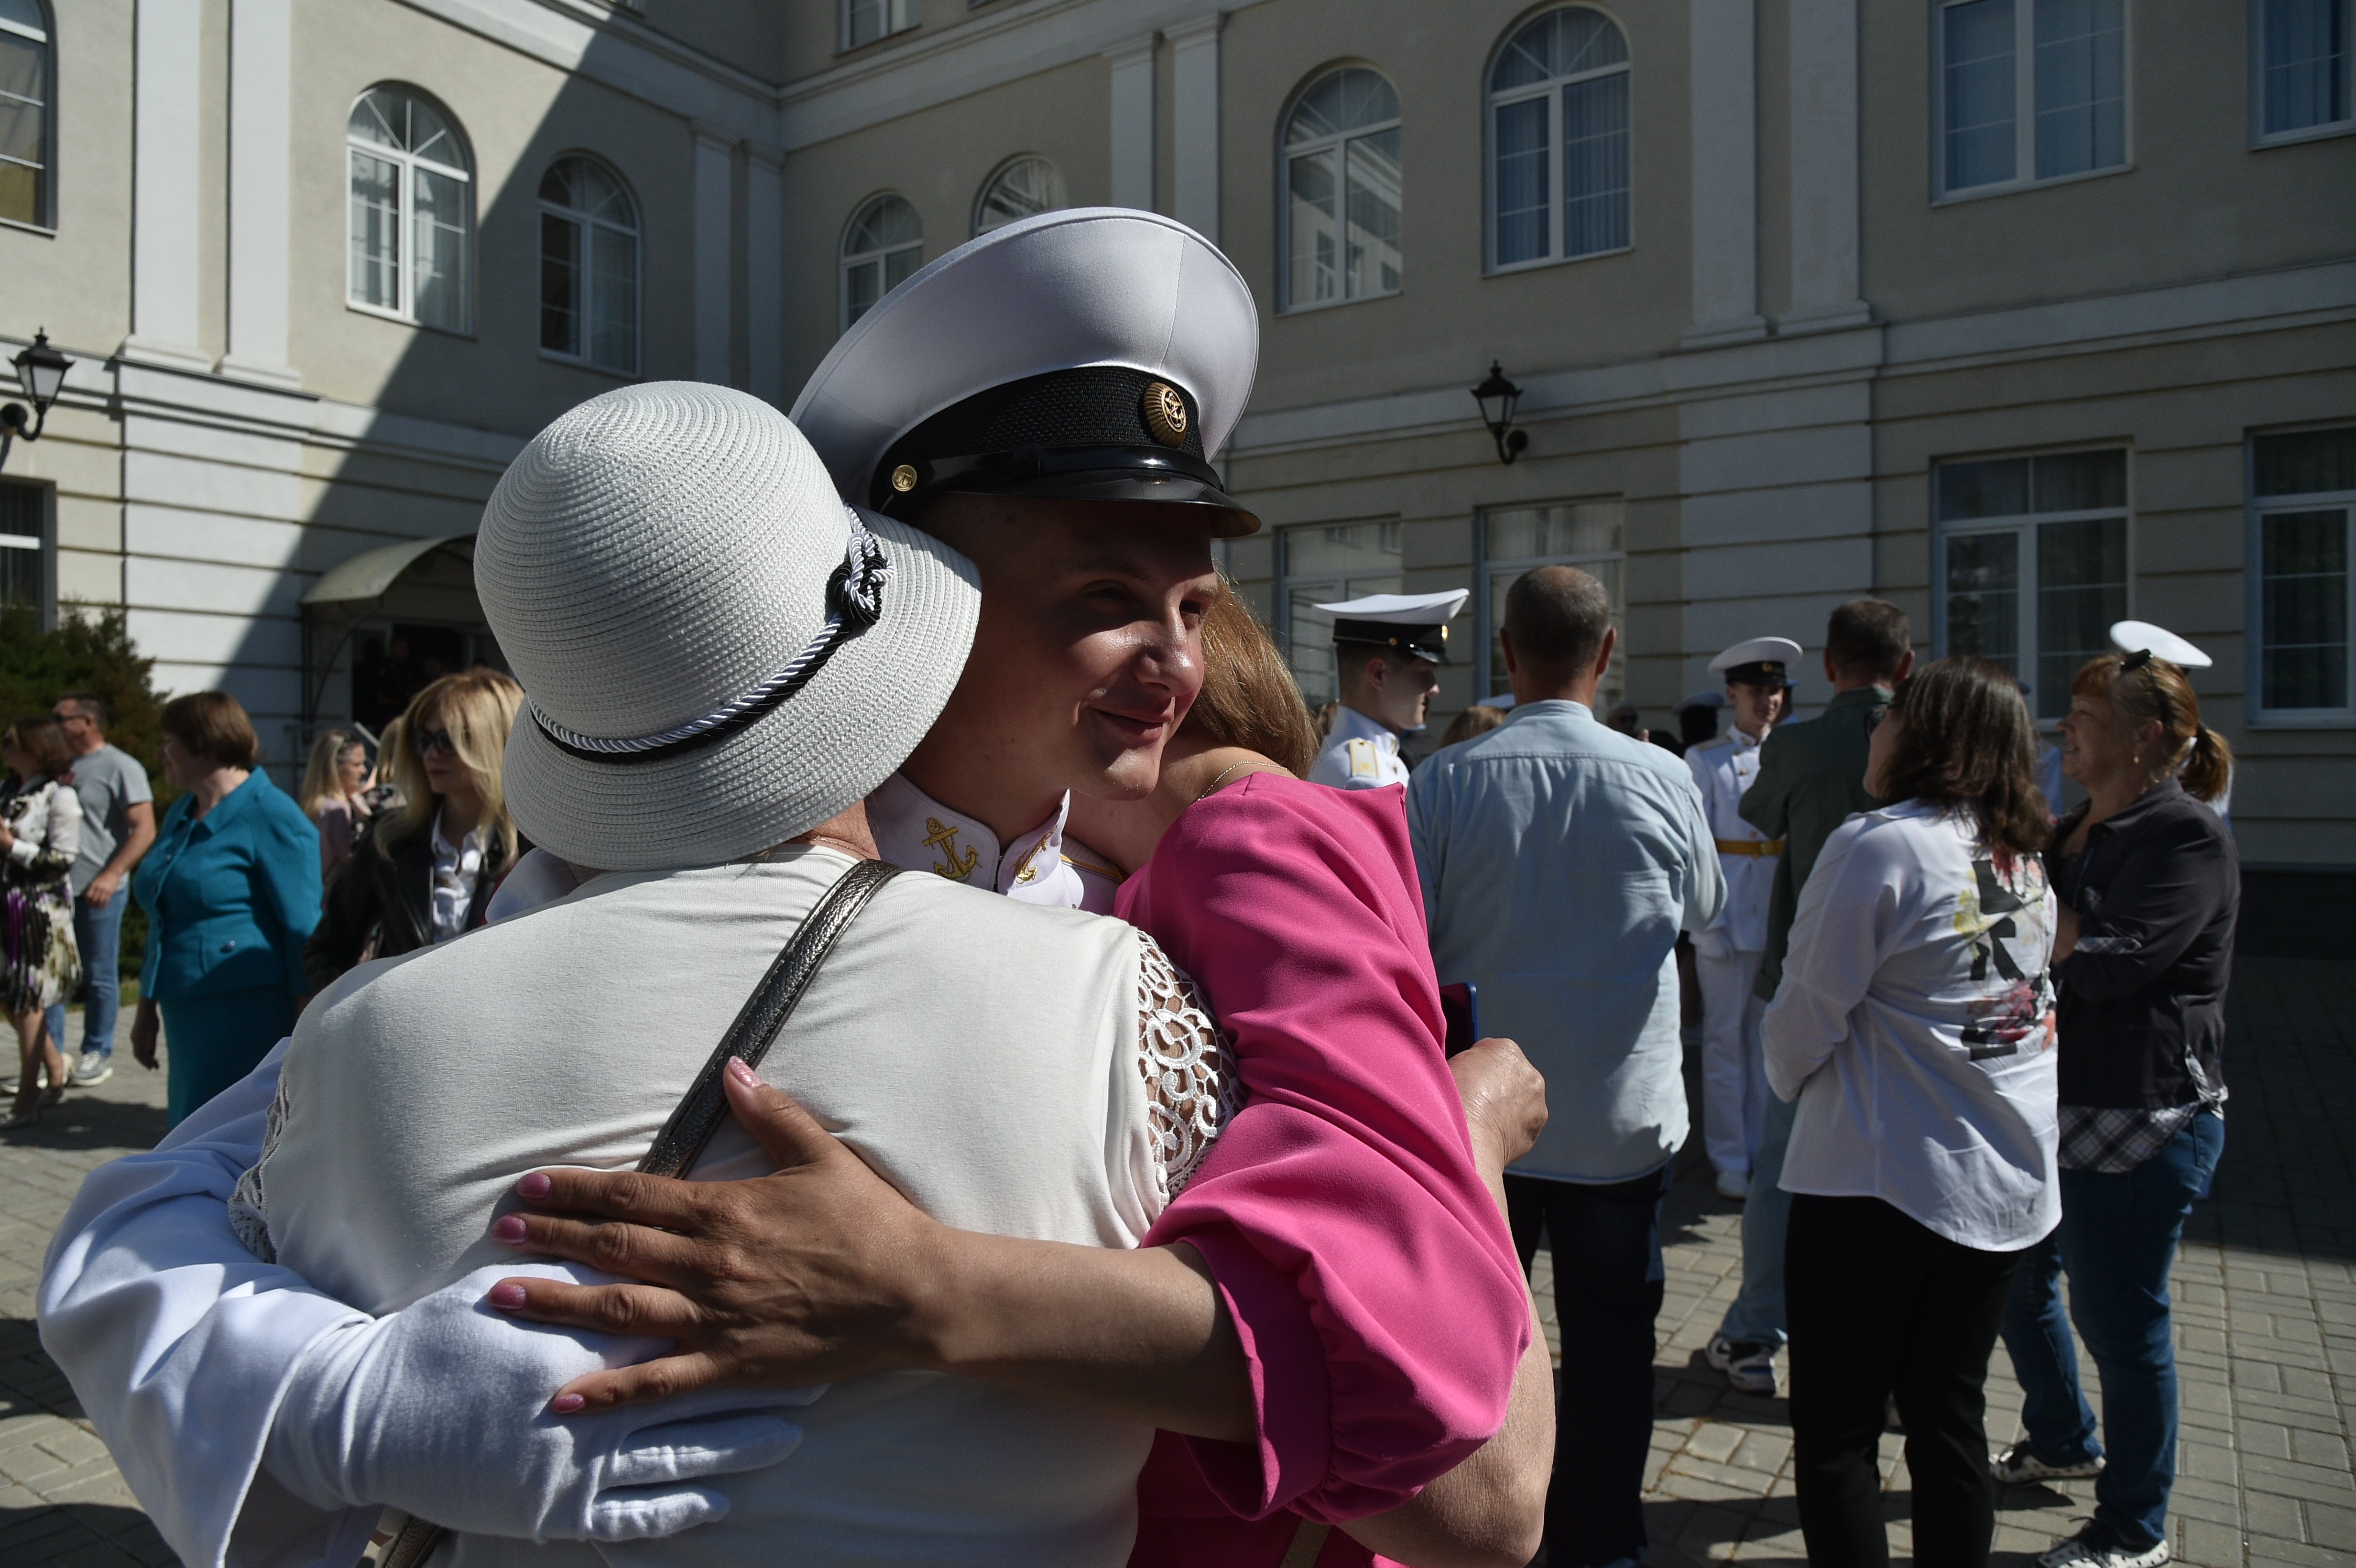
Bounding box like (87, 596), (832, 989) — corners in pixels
(1765, 800), (2061, 1252)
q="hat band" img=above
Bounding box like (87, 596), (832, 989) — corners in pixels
(529, 508), (890, 768)
(873, 444), (1224, 512)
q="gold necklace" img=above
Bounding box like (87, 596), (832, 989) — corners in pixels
(1196, 760), (1285, 802)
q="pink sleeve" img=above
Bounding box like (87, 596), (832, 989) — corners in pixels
(1131, 776), (1528, 1524)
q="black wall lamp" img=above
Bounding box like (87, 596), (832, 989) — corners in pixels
(1471, 360), (1527, 465)
(0, 328), (73, 468)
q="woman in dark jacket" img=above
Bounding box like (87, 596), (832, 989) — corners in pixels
(1998, 645), (2236, 1568)
(304, 670), (525, 991)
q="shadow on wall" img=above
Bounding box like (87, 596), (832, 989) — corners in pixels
(222, 18), (720, 773)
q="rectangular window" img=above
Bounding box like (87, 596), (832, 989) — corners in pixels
(1935, 449), (2129, 719)
(1476, 501), (1625, 712)
(348, 151), (402, 313)
(1561, 72), (1631, 256)
(0, 10), (49, 229)
(539, 211), (580, 358)
(411, 165), (470, 333)
(2252, 426), (2356, 719)
(1938, 0), (2128, 197)
(1492, 98), (1551, 265)
(1277, 521), (1403, 708)
(0, 480), (45, 618)
(2256, 0), (2353, 141)
(842, 0), (915, 51)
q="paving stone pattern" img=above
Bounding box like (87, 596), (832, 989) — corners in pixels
(3, 960), (2352, 1565)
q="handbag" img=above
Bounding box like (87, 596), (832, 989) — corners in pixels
(362, 858), (902, 1568)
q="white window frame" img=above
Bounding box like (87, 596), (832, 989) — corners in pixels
(971, 155), (1067, 238)
(0, 478), (52, 627)
(839, 194), (924, 334)
(1473, 500), (1626, 710)
(345, 87), (473, 334)
(1274, 519), (1407, 708)
(0, 2), (53, 234)
(840, 0), (916, 53)
(1277, 67), (1404, 314)
(1931, 447), (2134, 725)
(537, 156), (641, 378)
(1930, 0), (2135, 204)
(2250, 0), (2356, 147)
(1483, 5), (1634, 275)
(2247, 425), (2356, 728)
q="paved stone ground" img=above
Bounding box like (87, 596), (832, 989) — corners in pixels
(2, 959), (2350, 1565)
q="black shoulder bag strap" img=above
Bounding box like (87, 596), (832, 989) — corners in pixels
(367, 858), (903, 1568)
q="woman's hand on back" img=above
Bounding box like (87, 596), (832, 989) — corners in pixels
(1450, 1037), (1547, 1179)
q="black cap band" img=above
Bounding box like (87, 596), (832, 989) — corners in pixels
(1334, 618), (1450, 666)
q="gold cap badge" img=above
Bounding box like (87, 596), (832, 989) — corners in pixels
(890, 463), (919, 493)
(1141, 382), (1189, 448)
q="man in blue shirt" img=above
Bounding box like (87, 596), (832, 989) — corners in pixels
(1408, 565), (1722, 1568)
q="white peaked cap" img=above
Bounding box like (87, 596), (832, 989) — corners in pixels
(1311, 589), (1472, 621)
(791, 207), (1260, 505)
(2110, 621), (2213, 669)
(1709, 636), (1804, 675)
(477, 383), (982, 872)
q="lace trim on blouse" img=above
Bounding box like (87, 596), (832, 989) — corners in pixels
(1135, 933), (1242, 1200)
(229, 933), (1244, 1261)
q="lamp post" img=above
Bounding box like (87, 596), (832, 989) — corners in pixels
(0, 329), (72, 469)
(1470, 360), (1527, 465)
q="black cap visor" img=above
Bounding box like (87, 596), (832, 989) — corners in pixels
(1334, 620), (1450, 666)
(877, 445), (1260, 536)
(1723, 661), (1795, 688)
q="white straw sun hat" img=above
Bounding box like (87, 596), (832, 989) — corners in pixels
(476, 382), (981, 871)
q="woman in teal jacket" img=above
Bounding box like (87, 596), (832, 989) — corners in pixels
(131, 692), (321, 1124)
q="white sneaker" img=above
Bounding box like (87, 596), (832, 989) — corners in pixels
(69, 1053), (113, 1086)
(1704, 1334), (1778, 1396)
(2037, 1522), (2169, 1568)
(1993, 1440), (2105, 1484)
(1714, 1169), (1748, 1200)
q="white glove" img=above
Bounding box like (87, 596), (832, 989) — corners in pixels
(262, 1263), (821, 1543)
(1693, 926), (1736, 962)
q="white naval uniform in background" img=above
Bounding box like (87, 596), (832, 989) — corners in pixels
(1309, 704), (1409, 791)
(1685, 727), (1779, 1181)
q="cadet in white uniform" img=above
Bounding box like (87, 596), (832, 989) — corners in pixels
(1686, 636), (1799, 1199)
(1308, 590), (1468, 790)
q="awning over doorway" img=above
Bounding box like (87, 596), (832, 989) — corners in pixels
(300, 533), (484, 729)
(302, 533), (474, 606)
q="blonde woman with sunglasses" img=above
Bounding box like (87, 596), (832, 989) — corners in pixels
(302, 670), (524, 991)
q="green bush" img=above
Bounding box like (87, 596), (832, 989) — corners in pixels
(2, 603), (171, 976)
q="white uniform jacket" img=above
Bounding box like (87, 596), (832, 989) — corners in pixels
(1309, 704), (1409, 791)
(1685, 729), (1778, 954)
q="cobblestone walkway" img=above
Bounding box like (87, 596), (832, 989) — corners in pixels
(4, 959), (2352, 1565)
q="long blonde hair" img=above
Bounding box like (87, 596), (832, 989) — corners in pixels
(379, 668), (524, 860)
(299, 728), (366, 817)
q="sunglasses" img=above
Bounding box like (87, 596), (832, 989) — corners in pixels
(413, 726), (459, 758)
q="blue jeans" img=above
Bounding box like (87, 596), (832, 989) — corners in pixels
(1507, 1165), (1674, 1568)
(44, 890), (125, 1063)
(1716, 1090), (1797, 1347)
(1999, 1113), (2224, 1549)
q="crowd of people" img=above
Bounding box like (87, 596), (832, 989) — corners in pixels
(29, 205), (2242, 1568)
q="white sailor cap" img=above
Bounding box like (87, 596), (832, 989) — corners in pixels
(1709, 635), (1803, 686)
(790, 208), (1262, 536)
(1673, 690), (1726, 714)
(2109, 621), (2213, 670)
(1315, 589), (1472, 665)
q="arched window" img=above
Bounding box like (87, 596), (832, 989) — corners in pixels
(539, 157), (639, 375)
(1486, 7), (1630, 270)
(0, 0), (53, 229)
(840, 195), (922, 331)
(348, 85), (472, 332)
(972, 156), (1067, 237)
(1280, 67), (1401, 311)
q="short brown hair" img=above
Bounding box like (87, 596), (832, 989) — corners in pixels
(5, 716), (71, 776)
(2069, 652), (2234, 804)
(160, 691), (262, 770)
(1504, 566), (1613, 680)
(1878, 656), (2048, 855)
(54, 691), (104, 727)
(1440, 704), (1508, 749)
(1825, 599), (1912, 682)
(1182, 586), (1320, 777)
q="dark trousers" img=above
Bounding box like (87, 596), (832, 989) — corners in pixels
(1506, 1166), (1673, 1568)
(1786, 1194), (2027, 1568)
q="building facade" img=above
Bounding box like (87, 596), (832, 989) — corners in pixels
(2, 0), (2350, 866)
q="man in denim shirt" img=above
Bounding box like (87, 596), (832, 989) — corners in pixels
(1409, 566), (1722, 1568)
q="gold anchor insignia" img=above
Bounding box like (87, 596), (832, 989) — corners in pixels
(921, 817), (981, 881)
(1141, 381), (1189, 447)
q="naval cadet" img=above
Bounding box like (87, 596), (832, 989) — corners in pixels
(1685, 636), (1798, 1200)
(1307, 590), (1470, 790)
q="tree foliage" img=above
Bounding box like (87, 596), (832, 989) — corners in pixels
(0, 604), (170, 777)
